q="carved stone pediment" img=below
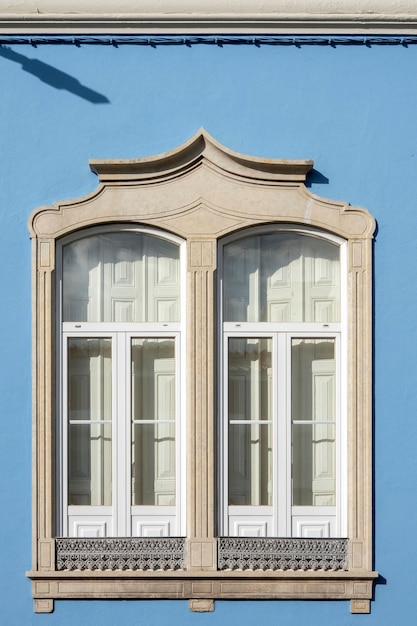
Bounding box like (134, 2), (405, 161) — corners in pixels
(29, 129), (373, 242)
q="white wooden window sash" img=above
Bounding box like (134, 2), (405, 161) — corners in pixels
(57, 227), (186, 539)
(221, 328), (344, 538)
(60, 328), (184, 538)
(220, 227), (347, 540)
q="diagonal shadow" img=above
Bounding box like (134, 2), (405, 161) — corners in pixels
(0, 45), (110, 104)
(305, 169), (329, 187)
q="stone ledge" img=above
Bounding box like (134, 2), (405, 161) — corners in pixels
(1, 1), (417, 35)
(28, 570), (378, 607)
(0, 0), (416, 18)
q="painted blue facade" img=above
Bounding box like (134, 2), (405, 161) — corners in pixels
(0, 38), (416, 623)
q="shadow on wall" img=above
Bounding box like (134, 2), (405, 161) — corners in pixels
(305, 169), (329, 187)
(0, 45), (110, 103)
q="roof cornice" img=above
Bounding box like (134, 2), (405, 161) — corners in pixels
(1, 1), (417, 34)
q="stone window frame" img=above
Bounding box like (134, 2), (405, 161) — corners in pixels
(27, 129), (377, 614)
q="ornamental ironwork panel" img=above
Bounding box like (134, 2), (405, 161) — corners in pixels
(56, 537), (186, 571)
(218, 537), (348, 571)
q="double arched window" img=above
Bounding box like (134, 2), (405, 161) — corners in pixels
(58, 225), (345, 541)
(28, 132), (376, 613)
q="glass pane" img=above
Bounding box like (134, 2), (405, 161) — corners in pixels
(291, 338), (336, 506)
(131, 338), (176, 506)
(63, 232), (180, 323)
(228, 338), (272, 505)
(67, 338), (112, 506)
(223, 233), (340, 323)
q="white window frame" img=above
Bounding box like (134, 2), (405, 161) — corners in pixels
(219, 227), (348, 540)
(221, 329), (345, 538)
(56, 226), (187, 539)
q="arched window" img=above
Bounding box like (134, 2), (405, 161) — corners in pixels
(220, 228), (346, 538)
(58, 227), (185, 538)
(28, 131), (376, 613)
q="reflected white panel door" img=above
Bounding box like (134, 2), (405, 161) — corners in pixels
(265, 236), (340, 323)
(146, 237), (180, 322)
(311, 358), (336, 506)
(131, 338), (177, 536)
(67, 337), (113, 537)
(62, 237), (104, 322)
(223, 238), (261, 322)
(137, 357), (176, 506)
(101, 235), (180, 323)
(291, 339), (337, 537)
(228, 357), (251, 504)
(101, 234), (144, 322)
(265, 237), (303, 322)
(227, 338), (273, 537)
(63, 232), (181, 323)
(303, 241), (340, 322)
(224, 234), (340, 324)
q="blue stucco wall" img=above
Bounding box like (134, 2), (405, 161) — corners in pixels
(0, 40), (416, 624)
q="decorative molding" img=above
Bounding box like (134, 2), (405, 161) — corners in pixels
(29, 129), (374, 243)
(89, 130), (313, 184)
(34, 599), (54, 613)
(1, 1), (417, 34)
(2, 0), (416, 12)
(189, 599), (215, 612)
(351, 599), (371, 614)
(3, 35), (417, 46)
(218, 538), (348, 572)
(28, 569), (378, 612)
(56, 538), (186, 571)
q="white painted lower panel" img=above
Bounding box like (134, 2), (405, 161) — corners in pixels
(228, 506), (273, 536)
(131, 506), (177, 536)
(68, 506), (113, 537)
(292, 507), (337, 537)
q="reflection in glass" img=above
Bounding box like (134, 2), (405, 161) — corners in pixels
(68, 338), (112, 506)
(131, 338), (176, 506)
(63, 232), (180, 323)
(228, 338), (272, 506)
(291, 338), (336, 506)
(223, 233), (340, 323)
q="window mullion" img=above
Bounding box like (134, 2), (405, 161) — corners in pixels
(175, 333), (184, 536)
(61, 336), (69, 537)
(276, 332), (289, 536)
(221, 332), (229, 536)
(336, 333), (345, 537)
(115, 332), (129, 537)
